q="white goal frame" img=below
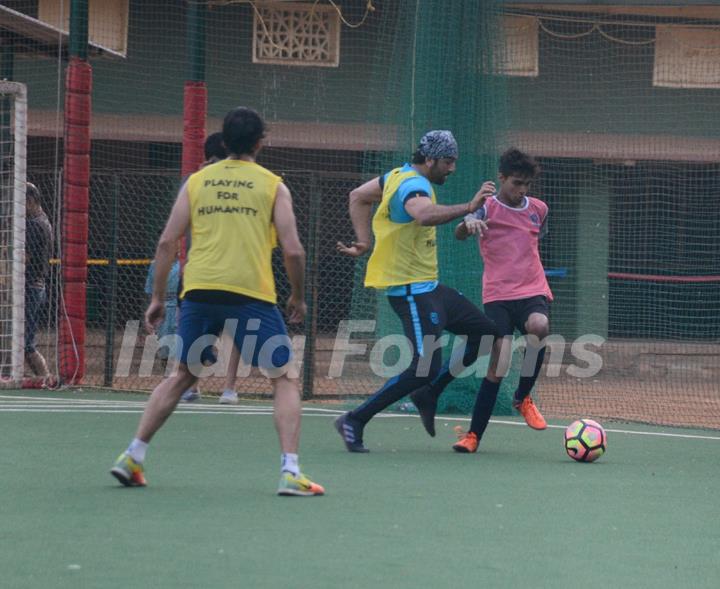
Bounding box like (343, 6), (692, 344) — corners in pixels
(0, 81), (28, 384)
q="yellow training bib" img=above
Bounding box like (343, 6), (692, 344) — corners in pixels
(365, 167), (438, 288)
(181, 159), (280, 303)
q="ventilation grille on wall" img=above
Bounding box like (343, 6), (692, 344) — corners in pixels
(253, 2), (340, 67)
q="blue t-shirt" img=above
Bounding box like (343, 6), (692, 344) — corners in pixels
(145, 260), (181, 303)
(382, 163), (432, 223)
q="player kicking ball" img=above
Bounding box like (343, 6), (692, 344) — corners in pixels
(411, 148), (551, 452)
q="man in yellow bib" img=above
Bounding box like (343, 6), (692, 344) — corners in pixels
(110, 107), (324, 496)
(335, 130), (501, 452)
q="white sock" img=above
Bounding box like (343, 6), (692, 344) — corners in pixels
(223, 389), (237, 396)
(127, 438), (148, 463)
(281, 453), (299, 476)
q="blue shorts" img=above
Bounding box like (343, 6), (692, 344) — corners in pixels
(176, 298), (292, 370)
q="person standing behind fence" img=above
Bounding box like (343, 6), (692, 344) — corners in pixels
(176, 131), (242, 405)
(24, 182), (53, 385)
(110, 107), (324, 496)
(202, 131), (242, 405)
(334, 130), (502, 453)
(144, 241), (205, 401)
(144, 249), (181, 365)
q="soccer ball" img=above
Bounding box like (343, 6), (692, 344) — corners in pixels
(564, 418), (606, 462)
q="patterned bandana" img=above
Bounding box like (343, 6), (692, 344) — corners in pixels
(418, 130), (458, 160)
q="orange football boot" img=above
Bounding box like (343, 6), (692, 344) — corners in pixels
(452, 427), (479, 453)
(514, 396), (547, 430)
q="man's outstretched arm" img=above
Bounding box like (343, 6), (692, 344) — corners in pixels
(405, 180), (495, 226)
(336, 177), (382, 257)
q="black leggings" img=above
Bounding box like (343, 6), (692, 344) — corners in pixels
(351, 284), (499, 424)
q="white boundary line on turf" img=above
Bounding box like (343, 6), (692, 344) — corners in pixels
(0, 402), (274, 410)
(0, 399), (145, 409)
(0, 405), (330, 412)
(2, 395), (718, 441)
(0, 404), (259, 410)
(0, 395), (146, 405)
(0, 408), (279, 415)
(389, 414), (720, 441)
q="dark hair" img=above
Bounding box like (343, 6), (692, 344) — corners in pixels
(499, 148), (539, 178)
(222, 107), (266, 156)
(204, 131), (227, 161)
(411, 150), (427, 164)
(26, 182), (40, 204)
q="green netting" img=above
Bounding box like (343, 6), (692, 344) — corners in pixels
(356, 1), (512, 415)
(2, 0), (719, 429)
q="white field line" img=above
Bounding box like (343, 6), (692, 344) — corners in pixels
(1, 395), (718, 441)
(377, 413), (720, 441)
(0, 396), (146, 404)
(0, 403), (273, 411)
(0, 407), (331, 414)
(0, 408), (278, 415)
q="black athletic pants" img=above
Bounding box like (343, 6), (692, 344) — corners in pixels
(351, 284), (500, 424)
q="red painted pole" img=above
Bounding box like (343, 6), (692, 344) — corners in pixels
(59, 57), (92, 383)
(179, 81), (207, 266)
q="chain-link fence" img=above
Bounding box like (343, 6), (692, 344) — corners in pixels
(11, 0), (720, 430)
(29, 165), (386, 398)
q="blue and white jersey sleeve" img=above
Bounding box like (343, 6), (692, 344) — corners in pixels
(468, 203), (488, 221)
(539, 212), (548, 239)
(386, 170), (432, 224)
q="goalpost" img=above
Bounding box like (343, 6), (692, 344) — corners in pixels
(0, 81), (28, 385)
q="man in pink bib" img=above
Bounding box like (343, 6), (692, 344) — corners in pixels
(412, 148), (551, 453)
